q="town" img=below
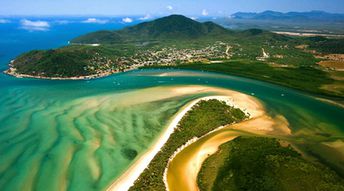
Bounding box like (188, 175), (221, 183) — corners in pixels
(84, 41), (234, 75)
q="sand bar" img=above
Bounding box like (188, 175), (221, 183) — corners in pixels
(165, 92), (291, 191)
(106, 86), (262, 191)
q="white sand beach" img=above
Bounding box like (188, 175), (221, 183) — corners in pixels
(165, 90), (291, 191)
(106, 86), (263, 191)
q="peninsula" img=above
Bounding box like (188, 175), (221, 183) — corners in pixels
(5, 15), (344, 98)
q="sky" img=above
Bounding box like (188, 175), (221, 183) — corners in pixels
(1, 0), (344, 16)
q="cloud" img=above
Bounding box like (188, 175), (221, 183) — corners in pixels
(190, 17), (198, 20)
(167, 5), (173, 10)
(139, 14), (152, 21)
(20, 19), (50, 31)
(122, 17), (133, 23)
(55, 20), (71, 24)
(202, 9), (209, 16)
(0, 19), (10, 24)
(82, 18), (108, 24)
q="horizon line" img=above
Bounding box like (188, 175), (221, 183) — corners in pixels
(1, 10), (344, 17)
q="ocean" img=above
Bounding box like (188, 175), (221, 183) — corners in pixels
(0, 16), (343, 191)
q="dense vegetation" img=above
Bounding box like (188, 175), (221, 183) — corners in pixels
(307, 37), (344, 54)
(9, 45), (136, 77)
(152, 60), (342, 97)
(198, 137), (344, 191)
(72, 15), (230, 44)
(7, 14), (344, 98)
(11, 47), (97, 77)
(129, 99), (248, 191)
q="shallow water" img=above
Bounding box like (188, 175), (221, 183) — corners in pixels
(0, 69), (343, 191)
(0, 18), (343, 191)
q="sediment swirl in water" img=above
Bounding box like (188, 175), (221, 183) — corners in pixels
(0, 86), (210, 191)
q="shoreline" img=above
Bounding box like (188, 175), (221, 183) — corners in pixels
(164, 96), (291, 191)
(3, 66), (138, 80)
(165, 131), (239, 191)
(163, 95), (254, 191)
(164, 96), (262, 191)
(4, 65), (344, 106)
(106, 88), (262, 191)
(106, 96), (212, 191)
(163, 124), (239, 191)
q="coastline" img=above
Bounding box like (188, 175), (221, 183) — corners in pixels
(106, 96), (207, 191)
(3, 65), (139, 80)
(164, 96), (291, 191)
(106, 87), (263, 191)
(163, 95), (256, 190)
(5, 64), (344, 109)
(165, 131), (239, 191)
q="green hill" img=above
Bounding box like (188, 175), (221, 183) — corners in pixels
(7, 14), (253, 78)
(7, 45), (124, 78)
(6, 14), (344, 98)
(72, 15), (231, 44)
(121, 15), (229, 38)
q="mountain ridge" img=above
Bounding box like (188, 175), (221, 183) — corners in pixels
(231, 10), (344, 21)
(72, 15), (231, 44)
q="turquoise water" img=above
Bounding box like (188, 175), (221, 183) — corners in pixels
(0, 18), (343, 191)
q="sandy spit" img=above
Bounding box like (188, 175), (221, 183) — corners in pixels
(164, 93), (291, 191)
(106, 96), (226, 191)
(106, 87), (259, 191)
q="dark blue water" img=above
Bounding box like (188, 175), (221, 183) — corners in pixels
(0, 16), (141, 71)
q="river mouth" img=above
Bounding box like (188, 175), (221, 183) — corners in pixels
(165, 94), (290, 191)
(0, 69), (343, 191)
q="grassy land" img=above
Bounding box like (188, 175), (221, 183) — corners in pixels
(147, 60), (343, 98)
(129, 99), (248, 191)
(198, 137), (344, 191)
